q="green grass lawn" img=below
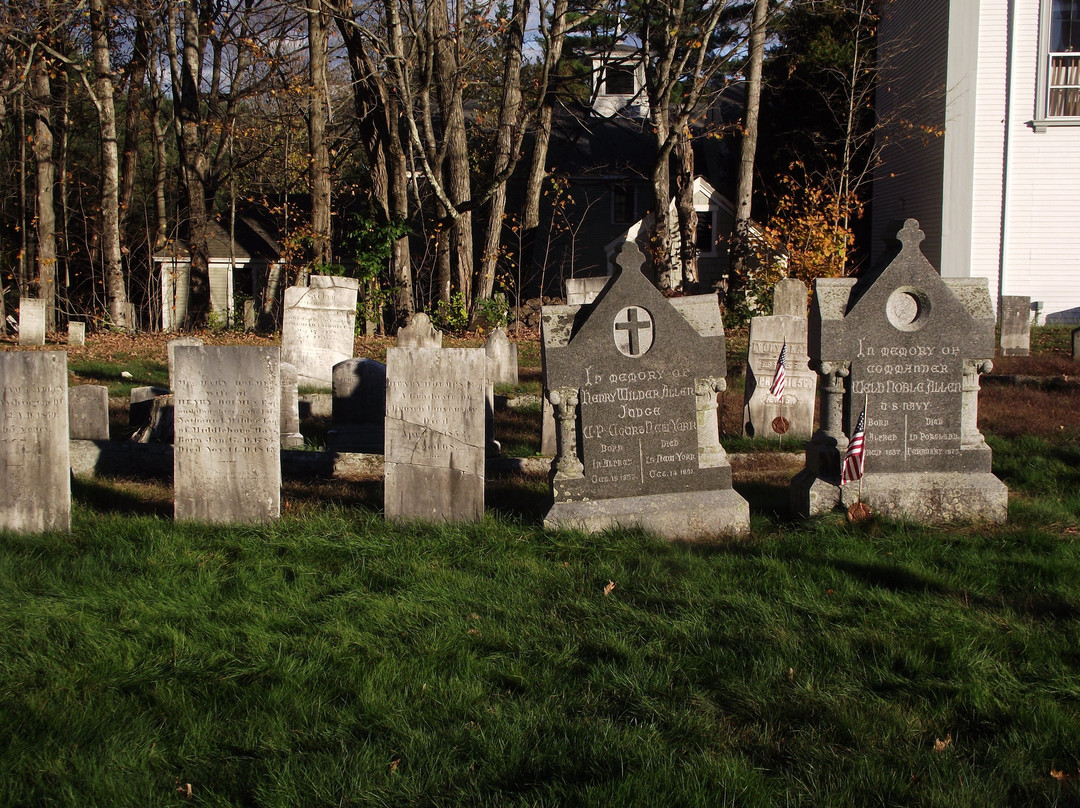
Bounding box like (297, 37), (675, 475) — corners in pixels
(2, 435), (1080, 806)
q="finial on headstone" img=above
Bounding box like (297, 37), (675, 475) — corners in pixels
(614, 240), (645, 276)
(897, 219), (925, 252)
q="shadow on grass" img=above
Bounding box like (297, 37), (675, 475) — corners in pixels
(486, 475), (550, 524)
(72, 476), (172, 518)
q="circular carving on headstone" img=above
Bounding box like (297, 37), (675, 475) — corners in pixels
(886, 286), (931, 332)
(612, 306), (654, 357)
(771, 416), (790, 435)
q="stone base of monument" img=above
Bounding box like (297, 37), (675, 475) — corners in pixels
(792, 471), (1007, 524)
(282, 432), (305, 450)
(544, 490), (750, 541)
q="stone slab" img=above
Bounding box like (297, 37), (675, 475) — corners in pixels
(837, 472), (1008, 524)
(396, 312), (443, 348)
(327, 358), (386, 453)
(565, 276), (610, 305)
(173, 345), (281, 523)
(999, 295), (1031, 356)
(280, 362), (303, 449)
(485, 327), (519, 386)
(281, 277), (359, 389)
(168, 337), (204, 387)
(384, 347), (486, 522)
(130, 385), (169, 428)
(0, 351), (70, 532)
(544, 489), (749, 540)
(68, 385), (110, 440)
(18, 299), (46, 346)
(67, 322), (86, 346)
(742, 314), (815, 439)
(773, 278), (808, 317)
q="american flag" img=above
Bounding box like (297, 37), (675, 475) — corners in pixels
(770, 343), (787, 401)
(841, 408), (866, 485)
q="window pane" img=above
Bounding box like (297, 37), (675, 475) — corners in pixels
(612, 186), (636, 224)
(695, 218), (714, 252)
(1051, 0), (1080, 52)
(1050, 87), (1080, 116)
(606, 67), (635, 95)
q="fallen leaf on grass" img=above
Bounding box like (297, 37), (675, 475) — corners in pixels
(1050, 769), (1071, 782)
(933, 733), (952, 752)
(389, 759), (401, 774)
(603, 580), (616, 596)
(176, 782), (193, 798)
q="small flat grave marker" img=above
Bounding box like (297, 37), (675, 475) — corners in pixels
(999, 295), (1031, 356)
(18, 299), (46, 346)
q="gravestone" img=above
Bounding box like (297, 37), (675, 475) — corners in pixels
(280, 362), (304, 449)
(742, 314), (815, 439)
(999, 295), (1031, 356)
(67, 322), (86, 346)
(485, 327), (518, 386)
(167, 337), (204, 387)
(0, 352), (70, 532)
(69, 385), (110, 440)
(384, 347), (487, 522)
(19, 299), (46, 346)
(541, 242), (749, 540)
(396, 312), (442, 348)
(773, 278), (808, 317)
(791, 219), (1007, 523)
(173, 345), (281, 523)
(281, 276), (359, 389)
(129, 385), (169, 428)
(565, 276), (610, 306)
(326, 358), (386, 453)
(1072, 326), (1080, 362)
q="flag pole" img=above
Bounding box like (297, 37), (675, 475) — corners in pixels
(858, 392), (868, 502)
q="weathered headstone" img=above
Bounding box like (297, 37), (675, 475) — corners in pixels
(999, 295), (1031, 356)
(173, 345), (281, 523)
(67, 322), (86, 346)
(1072, 326), (1080, 362)
(773, 278), (808, 317)
(279, 362), (304, 449)
(129, 385), (169, 428)
(541, 243), (749, 540)
(0, 352), (70, 532)
(167, 336), (204, 387)
(326, 358), (386, 453)
(281, 276), (360, 389)
(69, 385), (110, 440)
(565, 276), (610, 306)
(742, 314), (815, 439)
(791, 219), (1007, 523)
(384, 347), (487, 522)
(18, 299), (46, 346)
(396, 312), (443, 348)
(485, 327), (518, 386)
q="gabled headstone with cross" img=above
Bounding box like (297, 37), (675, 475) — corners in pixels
(790, 219), (1007, 523)
(540, 242), (748, 540)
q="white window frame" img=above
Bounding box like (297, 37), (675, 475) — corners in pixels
(1035, 0), (1080, 130)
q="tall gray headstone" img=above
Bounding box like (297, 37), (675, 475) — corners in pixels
(280, 362), (303, 449)
(281, 276), (359, 389)
(485, 327), (518, 386)
(541, 243), (749, 540)
(396, 312), (443, 348)
(326, 358), (386, 453)
(168, 337), (204, 387)
(67, 322), (86, 346)
(0, 352), (70, 532)
(773, 278), (808, 317)
(69, 385), (110, 440)
(174, 345), (281, 523)
(999, 295), (1031, 356)
(18, 299), (46, 346)
(384, 347), (487, 522)
(742, 314), (815, 439)
(791, 219), (1007, 523)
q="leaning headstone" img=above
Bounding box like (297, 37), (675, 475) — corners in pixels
(396, 312), (443, 349)
(541, 242), (749, 540)
(773, 278), (807, 317)
(173, 345), (281, 523)
(742, 314), (815, 439)
(791, 219), (1007, 523)
(1072, 326), (1080, 362)
(565, 276), (610, 306)
(485, 327), (518, 386)
(167, 336), (204, 387)
(281, 276), (360, 389)
(326, 358), (386, 453)
(0, 352), (70, 532)
(384, 347), (487, 522)
(129, 385), (169, 428)
(68, 385), (110, 440)
(279, 362), (304, 449)
(67, 322), (86, 346)
(18, 299), (46, 346)
(999, 295), (1031, 356)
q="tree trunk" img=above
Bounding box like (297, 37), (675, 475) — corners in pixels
(91, 0), (130, 329)
(308, 0), (333, 270)
(30, 54), (57, 331)
(675, 126), (698, 293)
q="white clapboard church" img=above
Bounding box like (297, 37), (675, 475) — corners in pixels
(874, 0), (1080, 323)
